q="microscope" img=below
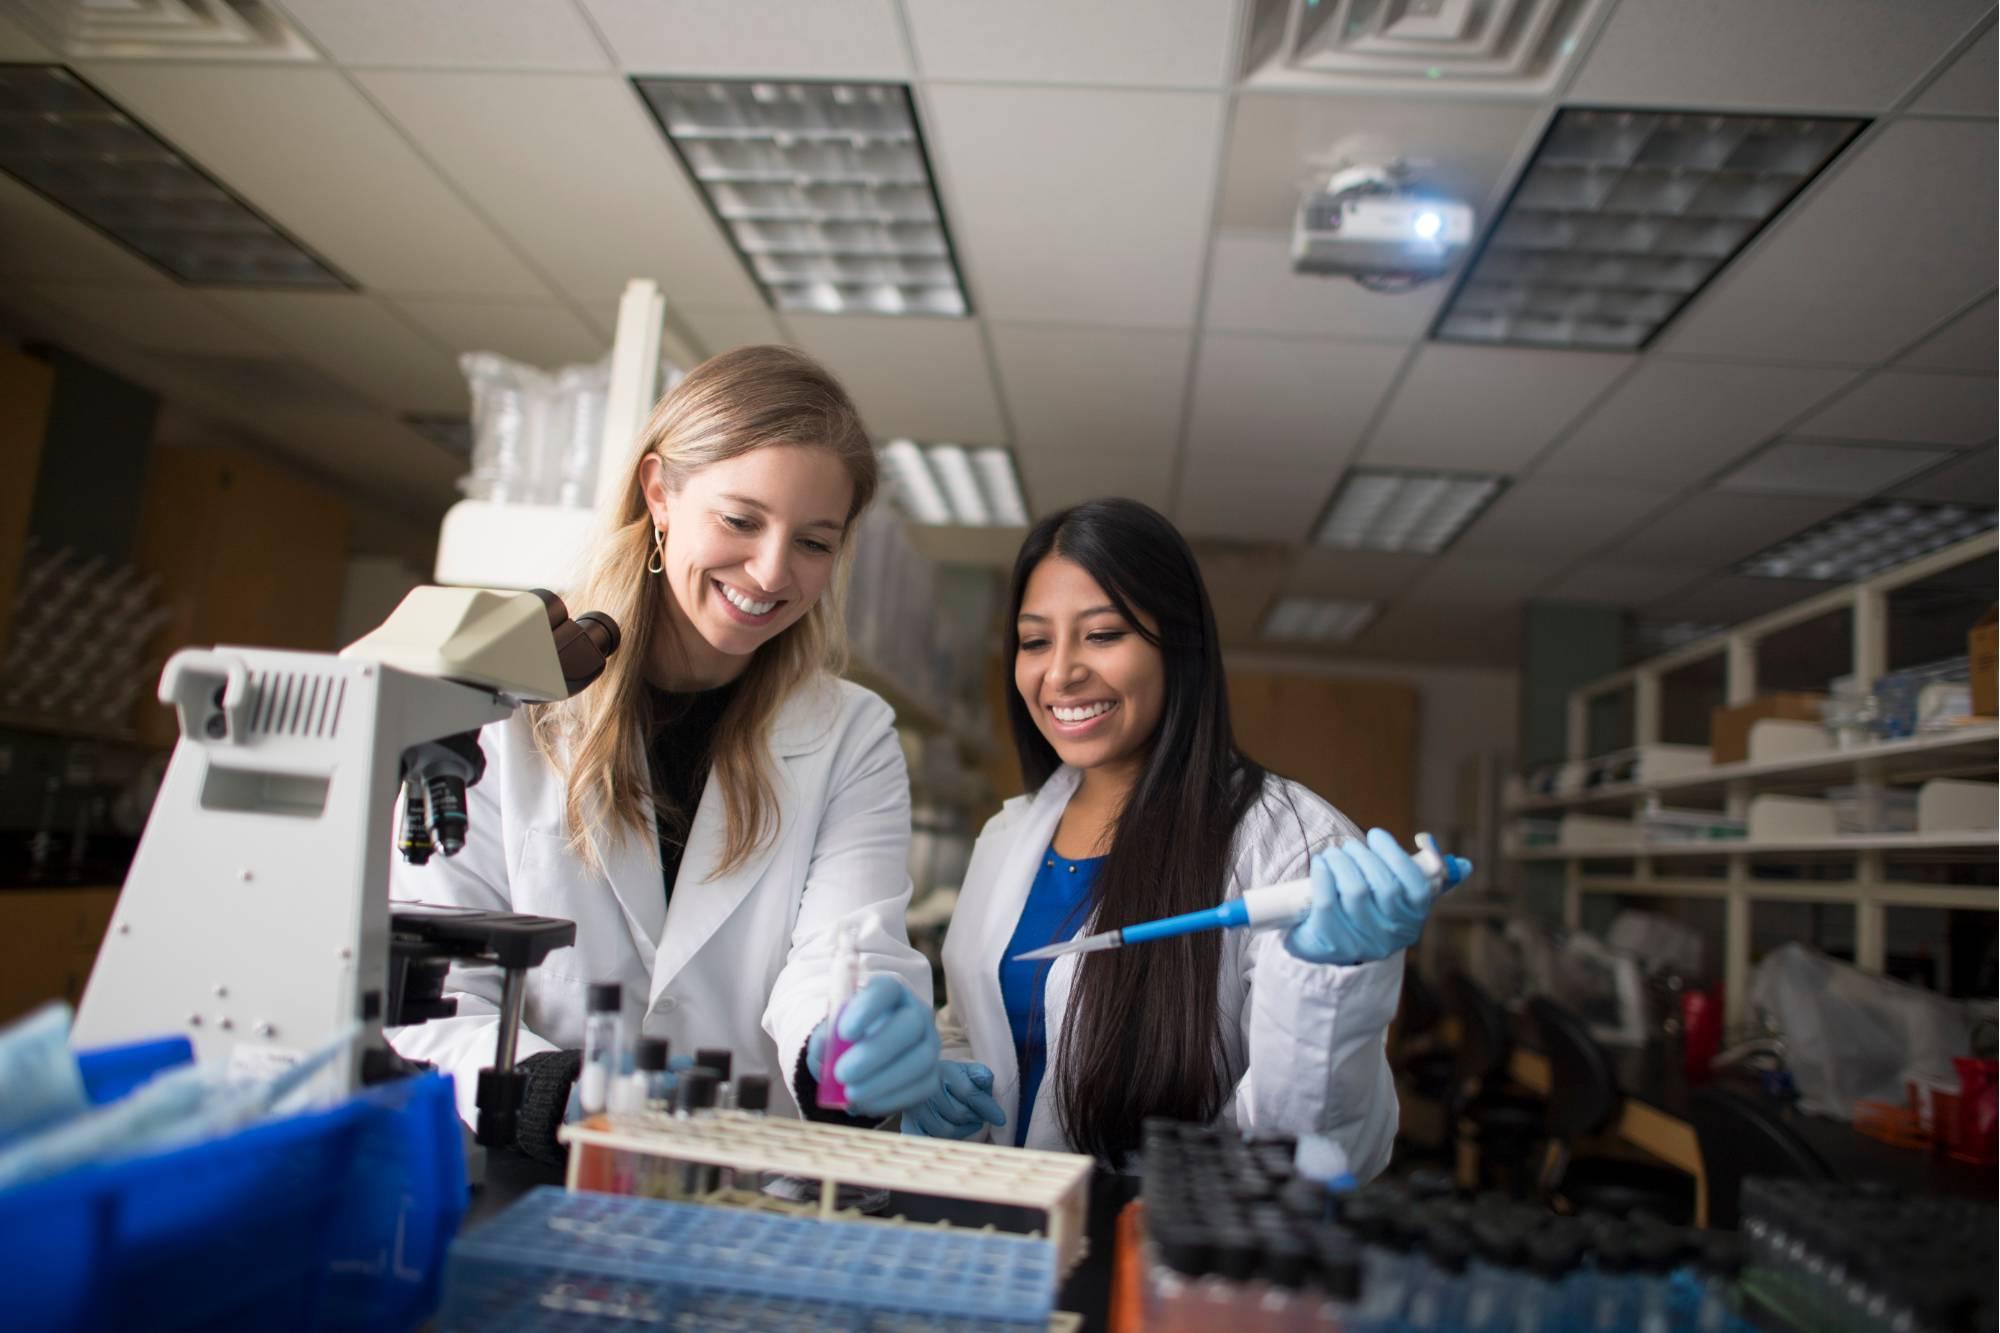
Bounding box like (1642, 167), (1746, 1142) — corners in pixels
(73, 586), (619, 1150)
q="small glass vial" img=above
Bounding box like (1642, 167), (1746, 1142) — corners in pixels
(636, 1038), (672, 1110)
(696, 1048), (735, 1108)
(578, 982), (623, 1116)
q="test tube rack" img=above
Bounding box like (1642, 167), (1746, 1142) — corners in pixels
(440, 1186), (1071, 1332)
(561, 1108), (1097, 1276)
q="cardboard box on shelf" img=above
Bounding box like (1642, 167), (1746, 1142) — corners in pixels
(1710, 692), (1827, 766)
(0, 886), (119, 1022)
(1971, 608), (1996, 718)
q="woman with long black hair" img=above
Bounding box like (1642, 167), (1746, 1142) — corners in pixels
(908, 498), (1466, 1172)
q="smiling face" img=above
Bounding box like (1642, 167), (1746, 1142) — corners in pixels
(1013, 554), (1166, 779)
(641, 443), (853, 687)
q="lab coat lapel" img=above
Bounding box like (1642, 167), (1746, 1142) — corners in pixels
(643, 680), (831, 1009)
(965, 766), (1079, 1133)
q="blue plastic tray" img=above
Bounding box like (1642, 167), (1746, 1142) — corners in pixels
(441, 1187), (1057, 1331)
(2, 1037), (467, 1333)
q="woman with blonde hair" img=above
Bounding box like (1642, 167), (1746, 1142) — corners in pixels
(390, 346), (941, 1159)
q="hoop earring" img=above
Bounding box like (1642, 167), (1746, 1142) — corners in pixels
(646, 527), (665, 576)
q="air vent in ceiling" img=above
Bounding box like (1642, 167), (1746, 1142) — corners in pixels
(1241, 0), (1611, 96)
(16, 0), (318, 62)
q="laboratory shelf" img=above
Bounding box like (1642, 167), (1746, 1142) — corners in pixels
(1506, 725), (1999, 814)
(1508, 830), (1999, 861)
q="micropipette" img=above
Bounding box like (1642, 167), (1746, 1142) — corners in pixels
(1010, 833), (1465, 963)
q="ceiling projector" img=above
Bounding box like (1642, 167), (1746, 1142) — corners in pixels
(1292, 163), (1475, 289)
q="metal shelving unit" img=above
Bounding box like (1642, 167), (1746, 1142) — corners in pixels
(1504, 530), (1998, 1026)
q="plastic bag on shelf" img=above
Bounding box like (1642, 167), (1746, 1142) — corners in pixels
(460, 352), (551, 504)
(550, 359), (611, 508)
(1749, 942), (1972, 1121)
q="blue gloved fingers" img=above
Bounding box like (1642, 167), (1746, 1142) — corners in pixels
(667, 1054), (695, 1072)
(904, 1096), (982, 1139)
(1329, 841), (1403, 941)
(1448, 855), (1474, 885)
(1365, 827), (1437, 914)
(848, 1064), (939, 1117)
(1291, 851), (1348, 958)
(832, 998), (931, 1086)
(940, 1061), (1007, 1127)
(834, 974), (911, 1042)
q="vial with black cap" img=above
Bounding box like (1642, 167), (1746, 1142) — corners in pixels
(695, 1047), (734, 1108)
(578, 981), (623, 1116)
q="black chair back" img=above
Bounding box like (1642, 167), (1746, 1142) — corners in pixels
(1445, 972), (1512, 1087)
(1689, 1085), (1834, 1229)
(1529, 996), (1622, 1140)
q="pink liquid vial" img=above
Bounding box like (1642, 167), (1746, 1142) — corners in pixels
(816, 922), (862, 1111)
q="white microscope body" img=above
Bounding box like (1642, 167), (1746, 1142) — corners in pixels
(73, 587), (617, 1116)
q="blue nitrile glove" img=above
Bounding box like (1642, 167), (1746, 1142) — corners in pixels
(902, 1061), (1007, 1139)
(1285, 828), (1473, 966)
(805, 974), (941, 1117)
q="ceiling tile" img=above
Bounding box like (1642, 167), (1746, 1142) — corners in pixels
(577, 0), (909, 78)
(390, 297), (607, 370)
(1203, 232), (1443, 339)
(1451, 480), (1665, 561)
(783, 313), (1005, 443)
(0, 174), (171, 286)
(989, 323), (1191, 456)
(1897, 296), (1997, 374)
(0, 11), (51, 58)
(1218, 93), (1541, 232)
(357, 70), (760, 313)
(1911, 22), (1997, 115)
(1185, 333), (1407, 465)
(923, 85), (1225, 327)
(1397, 553), (1569, 608)
(1192, 541), (1292, 643)
(1284, 547), (1434, 601)
(1716, 439), (1957, 496)
(1662, 120), (1998, 365)
(27, 284), (272, 358)
(1894, 444), (1998, 503)
(1015, 447), (1173, 517)
(1543, 562), (1705, 607)
(904, 524), (1029, 569)
(1541, 360), (1856, 486)
(676, 304), (786, 358)
(901, 0), (1233, 88)
(1362, 343), (1632, 473)
(1643, 574), (1835, 627)
(76, 63), (549, 299)
(1175, 454), (1337, 541)
(1568, 0), (1992, 112)
(210, 291), (469, 414)
(1796, 370), (1998, 446)
(1603, 492), (1852, 569)
(280, 0), (609, 70)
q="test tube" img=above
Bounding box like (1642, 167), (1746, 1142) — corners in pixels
(578, 982), (623, 1116)
(636, 1038), (671, 1110)
(734, 1074), (770, 1114)
(675, 1069), (721, 1196)
(695, 1047), (734, 1107)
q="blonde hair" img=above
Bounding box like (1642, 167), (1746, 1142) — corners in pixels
(534, 345), (877, 877)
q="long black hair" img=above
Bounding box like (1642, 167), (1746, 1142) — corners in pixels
(1004, 498), (1268, 1164)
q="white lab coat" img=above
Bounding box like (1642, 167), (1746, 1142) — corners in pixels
(939, 765), (1403, 1178)
(387, 675), (931, 1126)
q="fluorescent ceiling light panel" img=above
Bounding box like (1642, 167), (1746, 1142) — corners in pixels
(636, 79), (969, 318)
(14, 0), (320, 61)
(0, 66), (347, 288)
(1435, 107), (1863, 350)
(1262, 597), (1380, 644)
(880, 441), (1027, 528)
(1315, 468), (1505, 554)
(1736, 501), (1996, 581)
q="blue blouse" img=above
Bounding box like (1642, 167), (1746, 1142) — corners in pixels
(998, 844), (1104, 1147)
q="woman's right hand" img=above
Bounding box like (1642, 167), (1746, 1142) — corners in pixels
(903, 1061), (1007, 1139)
(806, 974), (942, 1117)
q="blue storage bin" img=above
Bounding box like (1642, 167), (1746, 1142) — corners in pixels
(441, 1187), (1057, 1332)
(2, 1038), (468, 1333)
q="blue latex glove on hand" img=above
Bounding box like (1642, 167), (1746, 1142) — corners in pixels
(805, 975), (941, 1117)
(902, 1061), (1007, 1140)
(1285, 828), (1472, 966)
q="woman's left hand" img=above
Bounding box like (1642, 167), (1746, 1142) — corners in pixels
(806, 975), (942, 1117)
(1285, 828), (1470, 966)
